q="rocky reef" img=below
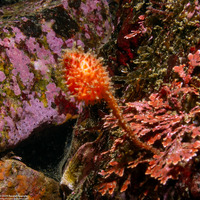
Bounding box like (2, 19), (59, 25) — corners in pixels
(1, 0), (200, 200)
(0, 0), (112, 199)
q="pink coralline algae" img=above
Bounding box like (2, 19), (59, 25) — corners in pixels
(45, 83), (61, 104)
(5, 38), (34, 87)
(64, 0), (113, 47)
(0, 71), (6, 82)
(80, 0), (101, 15)
(14, 96), (65, 141)
(11, 26), (26, 44)
(11, 76), (21, 96)
(41, 20), (64, 56)
(0, 0), (113, 151)
(25, 36), (55, 64)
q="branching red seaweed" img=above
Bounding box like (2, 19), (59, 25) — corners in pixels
(97, 50), (200, 195)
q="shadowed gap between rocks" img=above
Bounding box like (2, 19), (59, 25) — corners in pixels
(11, 119), (76, 181)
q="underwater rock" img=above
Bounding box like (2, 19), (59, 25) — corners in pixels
(0, 0), (113, 152)
(0, 158), (62, 199)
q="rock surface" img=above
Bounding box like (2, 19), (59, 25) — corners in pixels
(0, 158), (62, 199)
(0, 0), (113, 198)
(0, 0), (113, 152)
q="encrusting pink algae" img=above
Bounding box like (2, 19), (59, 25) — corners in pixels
(0, 0), (113, 151)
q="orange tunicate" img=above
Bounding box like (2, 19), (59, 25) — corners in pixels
(62, 48), (111, 105)
(61, 47), (158, 155)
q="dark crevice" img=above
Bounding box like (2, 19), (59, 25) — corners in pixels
(12, 119), (76, 181)
(0, 0), (25, 6)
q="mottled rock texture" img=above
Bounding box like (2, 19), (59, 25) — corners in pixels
(0, 0), (113, 152)
(0, 158), (62, 199)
